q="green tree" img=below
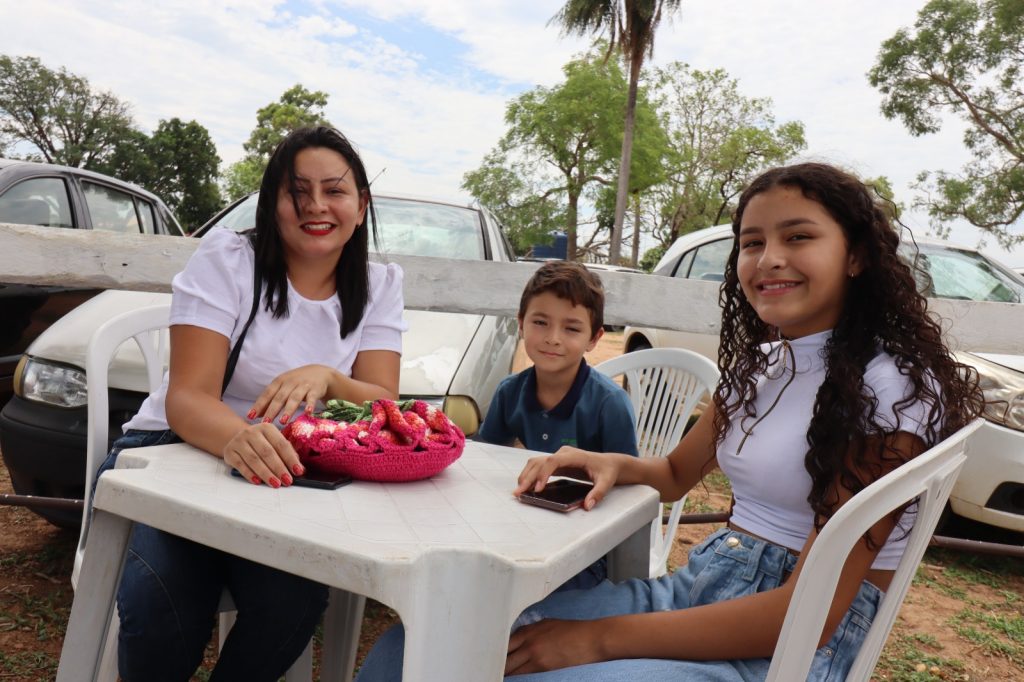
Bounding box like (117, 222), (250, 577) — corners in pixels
(147, 119), (222, 231)
(869, 0), (1024, 246)
(244, 84), (331, 158)
(223, 156), (267, 203)
(552, 0), (682, 264)
(650, 63), (806, 247)
(93, 119), (223, 232)
(0, 55), (135, 168)
(462, 52), (665, 259)
(224, 85), (333, 199)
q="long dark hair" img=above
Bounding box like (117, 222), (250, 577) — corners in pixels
(713, 162), (983, 530)
(252, 126), (378, 338)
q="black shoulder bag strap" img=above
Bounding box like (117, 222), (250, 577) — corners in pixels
(221, 264), (262, 396)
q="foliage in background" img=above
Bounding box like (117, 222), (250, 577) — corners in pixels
(0, 55), (223, 230)
(464, 54), (803, 263)
(0, 55), (134, 168)
(463, 50), (666, 260)
(870, 0), (1024, 247)
(649, 63), (805, 249)
(552, 0), (682, 264)
(223, 85), (332, 200)
(93, 118), (222, 232)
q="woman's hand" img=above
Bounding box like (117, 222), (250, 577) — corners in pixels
(248, 364), (339, 425)
(223, 421), (305, 488)
(506, 619), (605, 675)
(513, 446), (623, 511)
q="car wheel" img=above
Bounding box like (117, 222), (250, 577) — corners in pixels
(628, 340), (652, 353)
(621, 339), (652, 393)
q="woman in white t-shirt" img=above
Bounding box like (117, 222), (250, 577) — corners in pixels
(355, 163), (984, 682)
(97, 126), (405, 682)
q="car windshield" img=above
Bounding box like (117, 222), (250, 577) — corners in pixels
(208, 193), (258, 233)
(901, 242), (1024, 304)
(374, 197), (484, 260)
(204, 194), (486, 260)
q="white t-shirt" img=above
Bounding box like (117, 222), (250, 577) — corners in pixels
(716, 329), (937, 570)
(125, 228), (406, 431)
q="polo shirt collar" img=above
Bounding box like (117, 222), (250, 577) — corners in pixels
(524, 359), (590, 418)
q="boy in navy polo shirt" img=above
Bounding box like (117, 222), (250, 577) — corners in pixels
(478, 261), (638, 590)
(478, 260), (638, 457)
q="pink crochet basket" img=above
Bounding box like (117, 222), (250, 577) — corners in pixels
(282, 399), (466, 483)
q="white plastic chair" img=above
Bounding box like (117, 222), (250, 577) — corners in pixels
(74, 304), (364, 682)
(766, 418), (984, 682)
(596, 348), (720, 577)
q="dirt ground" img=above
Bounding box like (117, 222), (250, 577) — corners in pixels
(1, 332), (1022, 681)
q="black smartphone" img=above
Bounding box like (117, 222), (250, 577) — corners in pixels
(518, 478), (594, 512)
(230, 468), (353, 490)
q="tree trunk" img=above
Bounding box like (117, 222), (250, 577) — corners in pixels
(609, 55), (641, 265)
(566, 190), (579, 261)
(631, 190), (641, 267)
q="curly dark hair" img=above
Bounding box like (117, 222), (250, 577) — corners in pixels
(712, 162), (983, 531)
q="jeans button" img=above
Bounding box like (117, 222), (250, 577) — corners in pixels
(726, 536), (741, 548)
(823, 648), (834, 657)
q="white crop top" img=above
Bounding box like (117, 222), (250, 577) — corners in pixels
(125, 228), (407, 432)
(716, 329), (937, 570)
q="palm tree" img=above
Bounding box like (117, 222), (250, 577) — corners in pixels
(552, 0), (681, 264)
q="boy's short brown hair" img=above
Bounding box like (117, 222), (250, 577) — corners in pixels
(518, 261), (604, 337)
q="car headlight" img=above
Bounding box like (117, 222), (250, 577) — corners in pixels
(443, 396), (481, 437)
(15, 356), (88, 408)
(407, 395), (481, 436)
(957, 352), (1024, 432)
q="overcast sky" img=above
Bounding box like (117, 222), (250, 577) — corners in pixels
(3, 0), (1022, 266)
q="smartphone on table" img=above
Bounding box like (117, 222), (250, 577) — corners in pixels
(518, 478), (594, 512)
(230, 467), (353, 490)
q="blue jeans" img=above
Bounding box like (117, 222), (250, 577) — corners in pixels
(96, 430), (329, 682)
(355, 528), (880, 682)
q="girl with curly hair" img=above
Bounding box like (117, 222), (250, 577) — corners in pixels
(432, 162), (979, 682)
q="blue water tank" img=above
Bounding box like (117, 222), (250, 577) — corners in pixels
(531, 232), (568, 259)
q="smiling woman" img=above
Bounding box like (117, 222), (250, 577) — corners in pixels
(88, 126), (407, 682)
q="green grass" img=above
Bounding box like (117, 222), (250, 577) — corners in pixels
(0, 651), (59, 680)
(874, 632), (966, 681)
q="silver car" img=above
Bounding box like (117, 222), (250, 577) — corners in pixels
(625, 223), (1024, 533)
(0, 192), (519, 526)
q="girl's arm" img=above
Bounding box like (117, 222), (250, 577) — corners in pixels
(514, 405), (719, 510)
(506, 430), (925, 674)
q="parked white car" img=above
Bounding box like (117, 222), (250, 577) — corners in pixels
(625, 224), (1024, 533)
(0, 192), (520, 526)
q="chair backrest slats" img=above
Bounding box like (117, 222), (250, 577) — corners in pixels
(74, 304), (171, 589)
(766, 418), (983, 681)
(595, 348), (720, 576)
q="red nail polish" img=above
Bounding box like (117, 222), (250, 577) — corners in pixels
(250, 476), (261, 485)
(280, 414), (289, 424)
(292, 463), (305, 476)
(269, 476), (281, 489)
(263, 417), (272, 424)
(282, 473), (293, 486)
(247, 410), (256, 420)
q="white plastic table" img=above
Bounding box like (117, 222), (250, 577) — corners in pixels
(57, 440), (659, 681)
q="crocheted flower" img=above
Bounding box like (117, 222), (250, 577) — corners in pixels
(281, 399), (466, 481)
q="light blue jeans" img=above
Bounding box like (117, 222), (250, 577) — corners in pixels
(355, 528), (881, 681)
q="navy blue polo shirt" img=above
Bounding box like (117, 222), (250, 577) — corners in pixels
(478, 360), (639, 456)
